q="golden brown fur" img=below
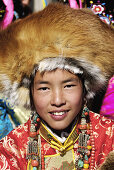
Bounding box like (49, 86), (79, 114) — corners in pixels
(0, 3), (114, 108)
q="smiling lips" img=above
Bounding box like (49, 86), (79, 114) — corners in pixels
(49, 110), (69, 120)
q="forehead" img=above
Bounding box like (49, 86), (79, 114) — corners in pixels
(34, 69), (81, 83)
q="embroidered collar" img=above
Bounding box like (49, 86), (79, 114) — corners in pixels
(39, 120), (79, 155)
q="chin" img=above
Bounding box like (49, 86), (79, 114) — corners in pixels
(49, 123), (68, 131)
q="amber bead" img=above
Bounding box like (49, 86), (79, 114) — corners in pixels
(83, 163), (89, 169)
(87, 145), (92, 150)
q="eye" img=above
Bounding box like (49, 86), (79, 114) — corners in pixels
(38, 87), (49, 91)
(64, 84), (76, 88)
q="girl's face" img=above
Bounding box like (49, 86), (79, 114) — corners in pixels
(32, 69), (83, 130)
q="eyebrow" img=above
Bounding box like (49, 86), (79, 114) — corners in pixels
(62, 78), (79, 84)
(35, 78), (79, 85)
(35, 81), (49, 85)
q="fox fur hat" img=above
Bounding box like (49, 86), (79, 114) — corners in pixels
(0, 3), (114, 109)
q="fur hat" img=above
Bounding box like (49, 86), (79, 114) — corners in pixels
(0, 3), (114, 109)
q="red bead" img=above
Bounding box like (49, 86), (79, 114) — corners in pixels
(37, 130), (39, 134)
(85, 112), (88, 116)
(35, 123), (38, 127)
(91, 150), (95, 154)
(87, 130), (91, 134)
(41, 151), (44, 155)
(31, 159), (39, 167)
(37, 118), (40, 122)
(42, 164), (45, 169)
(90, 138), (95, 142)
(79, 124), (87, 130)
(29, 131), (37, 138)
(87, 140), (91, 145)
(87, 151), (91, 156)
(91, 154), (95, 157)
(84, 160), (89, 164)
(92, 147), (95, 151)
(91, 159), (95, 163)
(91, 156), (95, 160)
(91, 141), (95, 145)
(90, 162), (95, 166)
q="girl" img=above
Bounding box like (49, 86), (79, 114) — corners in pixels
(0, 3), (113, 170)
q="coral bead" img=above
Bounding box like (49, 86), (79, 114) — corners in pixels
(84, 160), (89, 164)
(79, 124), (87, 130)
(31, 159), (39, 167)
(91, 150), (95, 154)
(37, 118), (40, 122)
(91, 159), (95, 163)
(29, 131), (37, 138)
(87, 151), (91, 156)
(87, 140), (91, 145)
(90, 162), (95, 166)
(85, 112), (89, 116)
(42, 164), (45, 169)
(90, 138), (94, 142)
(86, 130), (91, 134)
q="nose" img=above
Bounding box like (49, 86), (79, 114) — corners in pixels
(50, 89), (66, 107)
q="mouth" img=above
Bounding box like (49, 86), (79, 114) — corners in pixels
(49, 110), (69, 118)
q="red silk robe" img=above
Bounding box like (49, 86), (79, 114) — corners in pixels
(0, 112), (113, 170)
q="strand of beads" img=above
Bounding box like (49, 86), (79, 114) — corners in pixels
(27, 111), (41, 169)
(89, 123), (95, 170)
(76, 106), (94, 170)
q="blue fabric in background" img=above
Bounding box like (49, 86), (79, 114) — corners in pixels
(0, 99), (20, 140)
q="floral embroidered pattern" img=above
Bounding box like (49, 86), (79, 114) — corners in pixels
(0, 112), (113, 170)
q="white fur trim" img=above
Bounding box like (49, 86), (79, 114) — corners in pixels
(38, 57), (83, 74)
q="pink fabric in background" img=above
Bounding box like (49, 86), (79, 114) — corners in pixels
(69, 0), (82, 9)
(100, 76), (114, 119)
(0, 0), (14, 29)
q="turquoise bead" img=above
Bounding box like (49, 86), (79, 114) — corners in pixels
(33, 167), (37, 170)
(78, 159), (84, 167)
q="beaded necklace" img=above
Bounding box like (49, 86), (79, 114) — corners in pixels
(27, 106), (95, 170)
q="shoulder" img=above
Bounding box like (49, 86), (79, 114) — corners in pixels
(90, 111), (114, 128)
(0, 120), (29, 148)
(0, 120), (29, 169)
(89, 112), (114, 168)
(89, 111), (113, 139)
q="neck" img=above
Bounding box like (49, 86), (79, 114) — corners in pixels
(43, 116), (78, 137)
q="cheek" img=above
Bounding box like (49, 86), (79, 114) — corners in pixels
(33, 93), (49, 112)
(68, 90), (83, 106)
